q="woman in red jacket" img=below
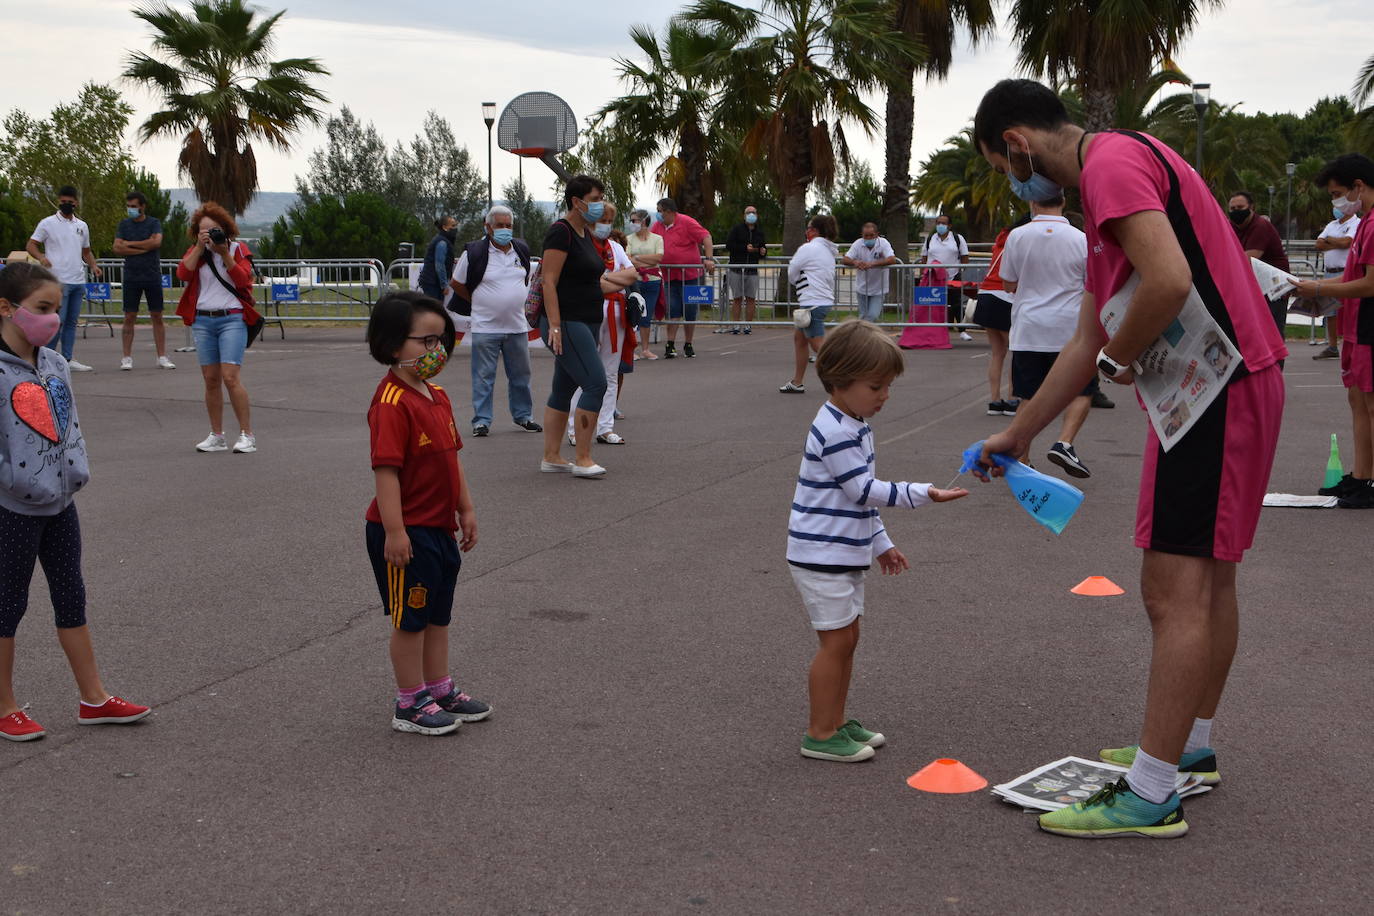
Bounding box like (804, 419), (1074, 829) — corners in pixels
(175, 202), (260, 454)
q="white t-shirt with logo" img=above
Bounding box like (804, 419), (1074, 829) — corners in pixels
(1001, 215), (1087, 353)
(30, 213), (91, 284)
(923, 231), (968, 279)
(1319, 215), (1360, 273)
(453, 241), (530, 335)
(845, 237), (896, 295)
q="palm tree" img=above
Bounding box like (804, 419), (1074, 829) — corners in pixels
(1351, 52), (1374, 149)
(1007, 0), (1221, 132)
(912, 127), (1024, 239)
(123, 0), (329, 216)
(684, 0), (922, 253)
(882, 0), (995, 259)
(590, 21), (732, 222)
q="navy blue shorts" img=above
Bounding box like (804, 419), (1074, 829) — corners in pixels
(1011, 350), (1100, 400)
(365, 522), (459, 631)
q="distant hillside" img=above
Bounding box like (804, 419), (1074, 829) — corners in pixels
(169, 189), (557, 231)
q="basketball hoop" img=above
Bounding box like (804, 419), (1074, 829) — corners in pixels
(497, 92), (578, 182)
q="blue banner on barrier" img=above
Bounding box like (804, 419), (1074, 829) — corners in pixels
(914, 286), (947, 306)
(271, 283), (300, 302)
(682, 285), (714, 305)
(161, 274), (172, 288)
(85, 283), (111, 301)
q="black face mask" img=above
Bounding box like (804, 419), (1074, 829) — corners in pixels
(58, 202), (76, 215)
(1228, 208), (1249, 225)
(442, 227), (457, 241)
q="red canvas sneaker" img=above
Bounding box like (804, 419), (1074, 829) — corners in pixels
(1, 710), (46, 741)
(77, 696), (151, 725)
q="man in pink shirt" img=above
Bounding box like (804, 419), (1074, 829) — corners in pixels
(651, 197), (714, 358)
(971, 80), (1287, 840)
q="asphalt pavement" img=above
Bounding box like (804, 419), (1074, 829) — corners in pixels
(1, 324), (1370, 914)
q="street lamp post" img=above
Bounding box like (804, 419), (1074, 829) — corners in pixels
(1191, 83), (1211, 175)
(292, 233), (302, 261)
(482, 101), (496, 208)
(1284, 162), (1296, 249)
(1267, 185), (1276, 220)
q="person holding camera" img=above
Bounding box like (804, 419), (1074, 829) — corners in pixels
(174, 202), (260, 454)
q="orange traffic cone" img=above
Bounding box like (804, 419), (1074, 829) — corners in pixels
(906, 758), (988, 793)
(1070, 576), (1125, 596)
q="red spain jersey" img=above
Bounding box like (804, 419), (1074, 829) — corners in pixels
(364, 373), (463, 531)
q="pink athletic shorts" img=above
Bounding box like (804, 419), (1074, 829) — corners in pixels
(1340, 297), (1373, 392)
(1135, 365), (1284, 563)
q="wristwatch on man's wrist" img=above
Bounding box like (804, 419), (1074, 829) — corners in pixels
(1096, 348), (1132, 378)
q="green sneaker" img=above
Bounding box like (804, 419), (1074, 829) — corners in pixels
(1099, 744), (1221, 785)
(839, 719), (886, 748)
(1038, 778), (1188, 839)
(800, 731), (876, 762)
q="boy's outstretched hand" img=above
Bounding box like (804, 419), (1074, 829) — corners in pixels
(877, 547), (909, 575)
(927, 486), (970, 502)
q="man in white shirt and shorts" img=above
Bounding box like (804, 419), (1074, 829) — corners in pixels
(1000, 195), (1094, 478)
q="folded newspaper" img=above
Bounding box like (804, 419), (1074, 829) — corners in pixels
(1099, 273), (1242, 452)
(992, 756), (1210, 812)
(1250, 256), (1343, 318)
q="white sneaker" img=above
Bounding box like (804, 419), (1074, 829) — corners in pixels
(959, 330), (974, 341)
(119, 357), (133, 371)
(232, 432), (257, 453)
(68, 359), (93, 372)
(196, 432), (228, 452)
(157, 355), (176, 369)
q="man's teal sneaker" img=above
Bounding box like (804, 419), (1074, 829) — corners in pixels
(1099, 744), (1221, 786)
(1038, 778), (1188, 839)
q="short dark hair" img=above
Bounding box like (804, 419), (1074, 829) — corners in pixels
(1229, 190), (1255, 207)
(564, 175), (604, 209)
(973, 79), (1073, 156)
(366, 291), (456, 365)
(57, 185), (79, 199)
(0, 262), (59, 305)
(1035, 193), (1065, 208)
(656, 197), (678, 213)
(1315, 153), (1374, 190)
(126, 191), (147, 206)
(808, 213), (838, 240)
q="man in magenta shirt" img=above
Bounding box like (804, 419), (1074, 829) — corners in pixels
(971, 80), (1286, 840)
(651, 197), (714, 359)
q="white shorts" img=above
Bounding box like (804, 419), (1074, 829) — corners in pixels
(790, 566), (865, 631)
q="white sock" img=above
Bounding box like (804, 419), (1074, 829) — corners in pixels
(1184, 717), (1213, 754)
(1125, 747), (1177, 804)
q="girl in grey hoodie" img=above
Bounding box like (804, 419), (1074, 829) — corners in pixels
(0, 263), (149, 742)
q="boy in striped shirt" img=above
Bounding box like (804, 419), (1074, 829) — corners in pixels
(787, 320), (968, 762)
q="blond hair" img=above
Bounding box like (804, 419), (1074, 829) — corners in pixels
(815, 320), (904, 393)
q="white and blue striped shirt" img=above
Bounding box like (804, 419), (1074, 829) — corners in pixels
(787, 402), (932, 567)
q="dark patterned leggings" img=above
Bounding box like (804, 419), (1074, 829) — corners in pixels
(0, 503), (87, 638)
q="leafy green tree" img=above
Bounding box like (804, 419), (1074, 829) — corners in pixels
(123, 0), (329, 216)
(500, 176), (551, 248)
(257, 192), (426, 264)
(0, 177), (28, 255)
(709, 175), (784, 245)
(1008, 0), (1221, 131)
(815, 162), (885, 243)
(0, 83), (136, 254)
(684, 0), (922, 253)
(882, 0), (995, 259)
(555, 120), (636, 217)
(385, 112), (487, 238)
(303, 106), (388, 200)
(590, 21), (734, 223)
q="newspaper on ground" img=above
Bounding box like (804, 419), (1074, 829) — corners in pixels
(1263, 493), (1340, 508)
(992, 755), (1210, 812)
(1099, 273), (1242, 452)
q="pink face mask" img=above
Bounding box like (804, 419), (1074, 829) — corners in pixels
(8, 306), (61, 347)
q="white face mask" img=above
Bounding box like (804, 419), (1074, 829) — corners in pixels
(629, 220), (642, 231)
(593, 222), (613, 240)
(1333, 188), (1361, 218)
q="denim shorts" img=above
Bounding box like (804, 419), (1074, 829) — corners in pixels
(800, 306), (831, 339)
(194, 312), (248, 366)
(667, 283), (699, 322)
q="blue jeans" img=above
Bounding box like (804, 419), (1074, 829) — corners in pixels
(469, 332), (534, 426)
(541, 318), (606, 413)
(193, 313), (248, 365)
(48, 283), (85, 359)
(856, 293), (884, 323)
(633, 279), (661, 328)
(666, 281), (699, 321)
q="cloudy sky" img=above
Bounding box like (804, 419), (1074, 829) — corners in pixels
(9, 0), (1370, 209)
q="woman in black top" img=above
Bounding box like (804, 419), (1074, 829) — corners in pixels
(539, 175), (637, 478)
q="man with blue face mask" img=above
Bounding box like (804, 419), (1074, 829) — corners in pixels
(922, 215), (972, 337)
(450, 204), (540, 438)
(114, 190), (173, 370)
(722, 205), (767, 334)
(842, 222), (896, 322)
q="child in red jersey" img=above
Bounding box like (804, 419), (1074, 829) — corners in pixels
(364, 292), (489, 735)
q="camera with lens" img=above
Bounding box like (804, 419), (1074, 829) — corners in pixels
(208, 228), (227, 245)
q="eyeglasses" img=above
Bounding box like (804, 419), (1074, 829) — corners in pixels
(406, 334), (444, 350)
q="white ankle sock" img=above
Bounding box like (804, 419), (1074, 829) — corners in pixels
(1125, 747), (1177, 804)
(1184, 717), (1213, 754)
